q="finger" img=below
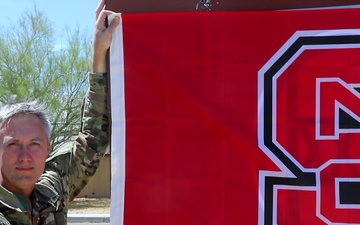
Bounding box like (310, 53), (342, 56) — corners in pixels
(97, 10), (115, 21)
(96, 10), (115, 27)
(107, 15), (121, 34)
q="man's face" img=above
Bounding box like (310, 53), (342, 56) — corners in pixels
(0, 114), (50, 196)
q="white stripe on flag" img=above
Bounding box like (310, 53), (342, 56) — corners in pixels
(109, 13), (126, 225)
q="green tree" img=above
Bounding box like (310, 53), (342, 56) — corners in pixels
(0, 7), (92, 151)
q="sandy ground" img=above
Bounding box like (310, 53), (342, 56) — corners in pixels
(68, 198), (110, 214)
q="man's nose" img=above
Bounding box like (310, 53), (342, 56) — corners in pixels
(18, 146), (31, 161)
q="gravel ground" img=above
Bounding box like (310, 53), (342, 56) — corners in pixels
(68, 198), (110, 214)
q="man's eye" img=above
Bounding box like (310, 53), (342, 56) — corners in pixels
(5, 142), (19, 150)
(30, 142), (40, 146)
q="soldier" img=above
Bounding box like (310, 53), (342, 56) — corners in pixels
(0, 0), (120, 224)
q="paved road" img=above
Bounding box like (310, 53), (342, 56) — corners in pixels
(68, 214), (110, 224)
(69, 223), (109, 225)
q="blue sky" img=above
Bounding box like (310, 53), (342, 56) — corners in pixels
(0, 0), (102, 39)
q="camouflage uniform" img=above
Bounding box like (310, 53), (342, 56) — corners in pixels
(0, 72), (110, 225)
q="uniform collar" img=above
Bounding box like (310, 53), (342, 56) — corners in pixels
(0, 185), (31, 212)
(0, 183), (60, 213)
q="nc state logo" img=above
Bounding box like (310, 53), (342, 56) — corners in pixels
(258, 29), (360, 225)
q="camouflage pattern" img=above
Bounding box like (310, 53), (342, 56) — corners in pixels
(0, 72), (110, 225)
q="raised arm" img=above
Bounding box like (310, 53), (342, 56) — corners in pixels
(40, 0), (121, 202)
(65, 0), (121, 199)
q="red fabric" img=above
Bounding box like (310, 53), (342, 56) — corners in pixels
(119, 9), (360, 225)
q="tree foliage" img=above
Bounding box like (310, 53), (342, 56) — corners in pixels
(0, 7), (92, 151)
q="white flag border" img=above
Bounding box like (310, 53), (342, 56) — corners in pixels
(109, 13), (126, 225)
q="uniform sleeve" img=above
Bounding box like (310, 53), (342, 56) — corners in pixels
(68, 72), (110, 200)
(41, 72), (110, 203)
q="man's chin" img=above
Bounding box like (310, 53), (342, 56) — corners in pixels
(14, 176), (37, 188)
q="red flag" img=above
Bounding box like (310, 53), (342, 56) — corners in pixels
(110, 9), (360, 225)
